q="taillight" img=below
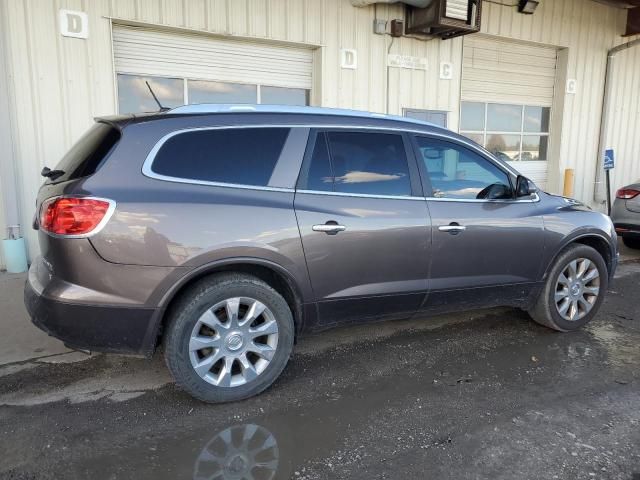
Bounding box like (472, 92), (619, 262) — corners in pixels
(40, 197), (114, 236)
(616, 188), (640, 200)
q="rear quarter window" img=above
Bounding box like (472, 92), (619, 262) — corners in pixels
(150, 128), (290, 187)
(51, 122), (121, 183)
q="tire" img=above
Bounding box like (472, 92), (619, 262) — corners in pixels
(623, 235), (640, 250)
(164, 273), (295, 403)
(529, 244), (608, 332)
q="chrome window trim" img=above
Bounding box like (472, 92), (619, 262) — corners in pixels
(426, 193), (540, 204)
(142, 125), (301, 192)
(142, 123), (522, 193)
(296, 189), (425, 201)
(39, 196), (117, 239)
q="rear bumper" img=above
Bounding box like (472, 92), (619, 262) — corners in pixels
(611, 200), (640, 235)
(24, 262), (157, 355)
(613, 223), (640, 236)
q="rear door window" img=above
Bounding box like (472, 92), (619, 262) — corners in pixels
(151, 128), (290, 187)
(303, 131), (412, 197)
(51, 122), (121, 183)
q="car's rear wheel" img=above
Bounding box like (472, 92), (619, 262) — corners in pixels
(529, 244), (608, 331)
(623, 235), (640, 250)
(164, 273), (294, 403)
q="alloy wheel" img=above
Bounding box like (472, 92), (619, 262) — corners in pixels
(189, 297), (279, 387)
(193, 423), (279, 480)
(554, 258), (601, 321)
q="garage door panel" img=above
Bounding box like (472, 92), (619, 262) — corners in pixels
(116, 58), (311, 87)
(462, 36), (557, 103)
(462, 36), (557, 187)
(464, 68), (555, 87)
(113, 25), (313, 89)
(464, 51), (557, 71)
(461, 81), (554, 106)
(465, 36), (557, 59)
(509, 161), (548, 190)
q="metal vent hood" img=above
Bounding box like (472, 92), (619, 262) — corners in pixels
(351, 0), (435, 8)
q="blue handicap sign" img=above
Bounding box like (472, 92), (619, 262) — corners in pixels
(604, 149), (615, 170)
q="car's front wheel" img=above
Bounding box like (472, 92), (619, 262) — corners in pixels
(164, 273), (294, 403)
(529, 244), (608, 331)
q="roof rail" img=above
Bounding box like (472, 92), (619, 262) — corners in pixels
(167, 104), (440, 128)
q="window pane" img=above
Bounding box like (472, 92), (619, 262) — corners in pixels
(486, 104), (523, 132)
(404, 109), (448, 128)
(261, 86), (308, 106)
(188, 80), (257, 104)
(486, 134), (521, 161)
(52, 123), (120, 183)
(151, 128), (290, 186)
(415, 137), (511, 200)
(460, 132), (484, 146)
(305, 133), (333, 191)
(117, 74), (183, 113)
(523, 106), (551, 133)
(326, 132), (411, 196)
(520, 135), (548, 161)
(460, 102), (485, 131)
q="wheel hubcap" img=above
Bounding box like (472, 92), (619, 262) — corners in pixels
(554, 258), (601, 321)
(189, 297), (279, 387)
(193, 424), (279, 480)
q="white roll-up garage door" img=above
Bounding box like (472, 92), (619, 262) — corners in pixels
(112, 24), (313, 108)
(461, 36), (558, 188)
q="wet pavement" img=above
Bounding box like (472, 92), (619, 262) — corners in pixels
(1, 262), (640, 479)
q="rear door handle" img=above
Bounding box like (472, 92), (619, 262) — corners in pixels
(438, 223), (466, 234)
(312, 222), (346, 235)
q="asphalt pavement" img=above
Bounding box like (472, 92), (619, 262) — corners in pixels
(0, 256), (639, 479)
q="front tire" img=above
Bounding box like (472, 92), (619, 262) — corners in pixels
(164, 273), (294, 403)
(529, 244), (608, 331)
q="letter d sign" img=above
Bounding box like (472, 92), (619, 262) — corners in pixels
(59, 9), (89, 39)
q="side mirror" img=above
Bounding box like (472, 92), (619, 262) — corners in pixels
(516, 175), (537, 198)
(477, 183), (513, 200)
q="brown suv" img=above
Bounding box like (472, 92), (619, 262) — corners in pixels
(25, 105), (617, 403)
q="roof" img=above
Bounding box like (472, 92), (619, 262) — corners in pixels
(166, 104), (442, 129)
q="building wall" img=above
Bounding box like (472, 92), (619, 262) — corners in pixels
(0, 0), (635, 262)
(604, 36), (640, 196)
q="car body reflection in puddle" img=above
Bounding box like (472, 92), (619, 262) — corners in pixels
(193, 424), (281, 480)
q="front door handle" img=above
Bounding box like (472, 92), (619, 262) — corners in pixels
(438, 223), (466, 235)
(312, 222), (347, 235)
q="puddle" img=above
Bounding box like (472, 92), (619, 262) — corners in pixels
(587, 322), (640, 368)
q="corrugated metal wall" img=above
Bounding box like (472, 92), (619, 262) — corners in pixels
(0, 0), (636, 264)
(605, 36), (640, 195)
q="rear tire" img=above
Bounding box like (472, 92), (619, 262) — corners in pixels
(529, 244), (608, 332)
(164, 273), (294, 403)
(623, 235), (640, 250)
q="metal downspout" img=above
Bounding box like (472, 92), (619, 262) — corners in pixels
(594, 37), (640, 207)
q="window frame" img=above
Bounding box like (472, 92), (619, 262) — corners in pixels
(296, 128), (424, 199)
(409, 134), (528, 203)
(403, 108), (449, 128)
(142, 125), (309, 191)
(116, 73), (310, 114)
(459, 102), (551, 162)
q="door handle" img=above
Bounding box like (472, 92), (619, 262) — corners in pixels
(312, 222), (346, 234)
(438, 223), (466, 234)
